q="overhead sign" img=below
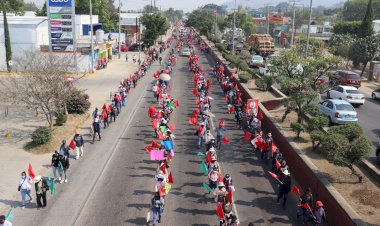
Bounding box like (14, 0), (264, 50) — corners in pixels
(47, 0), (75, 52)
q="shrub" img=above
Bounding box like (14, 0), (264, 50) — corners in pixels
(328, 123), (362, 142)
(238, 73), (251, 83)
(55, 112), (67, 126)
(255, 76), (274, 91)
(66, 88), (91, 114)
(31, 127), (53, 145)
(290, 122), (305, 138)
(237, 60), (249, 71)
(306, 115), (329, 132)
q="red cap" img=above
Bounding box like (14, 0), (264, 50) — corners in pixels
(316, 201), (324, 207)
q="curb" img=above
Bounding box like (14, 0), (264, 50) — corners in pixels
(358, 159), (380, 182)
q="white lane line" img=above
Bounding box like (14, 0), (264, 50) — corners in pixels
(71, 82), (150, 226)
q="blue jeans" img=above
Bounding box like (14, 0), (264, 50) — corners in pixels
(198, 136), (203, 147)
(20, 189), (32, 206)
(152, 206), (163, 224)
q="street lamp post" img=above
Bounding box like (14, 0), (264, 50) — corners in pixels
(118, 0), (121, 59)
(305, 0), (313, 56)
(89, 0), (94, 73)
(232, 0), (236, 55)
(291, 0), (296, 47)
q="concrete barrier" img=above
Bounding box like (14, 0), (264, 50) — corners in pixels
(197, 31), (367, 226)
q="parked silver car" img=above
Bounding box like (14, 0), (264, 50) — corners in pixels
(318, 99), (358, 124)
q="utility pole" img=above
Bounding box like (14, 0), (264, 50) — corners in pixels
(118, 0), (121, 59)
(232, 0), (236, 55)
(89, 0), (94, 73)
(305, 0), (313, 56)
(290, 0), (296, 48)
(264, 4), (270, 34)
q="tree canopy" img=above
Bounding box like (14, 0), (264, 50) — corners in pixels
(225, 11), (256, 36)
(164, 8), (183, 23)
(185, 10), (215, 36)
(141, 12), (170, 45)
(342, 0), (380, 21)
(358, 0), (374, 38)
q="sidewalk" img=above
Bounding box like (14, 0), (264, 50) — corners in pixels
(0, 52), (143, 215)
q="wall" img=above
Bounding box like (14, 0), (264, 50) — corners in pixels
(199, 31), (367, 226)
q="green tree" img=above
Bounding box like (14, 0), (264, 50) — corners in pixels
(164, 8), (183, 23)
(333, 21), (361, 36)
(185, 10), (214, 36)
(141, 12), (169, 45)
(35, 2), (47, 16)
(0, 0), (24, 72)
(24, 2), (38, 11)
(348, 35), (380, 75)
(225, 12), (256, 36)
(342, 0), (380, 21)
(312, 123), (372, 183)
(358, 0), (374, 38)
(142, 4), (159, 13)
(269, 49), (341, 123)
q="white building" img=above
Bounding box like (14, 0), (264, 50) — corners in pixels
(0, 15), (49, 71)
(374, 20), (380, 33)
(0, 14), (101, 72)
(301, 21), (333, 34)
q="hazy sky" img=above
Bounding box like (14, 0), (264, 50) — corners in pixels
(27, 0), (344, 12)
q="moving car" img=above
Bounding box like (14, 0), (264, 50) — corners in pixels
(329, 70), (361, 88)
(181, 48), (191, 56)
(327, 85), (365, 106)
(250, 55), (264, 67)
(318, 99), (358, 124)
(372, 88), (380, 100)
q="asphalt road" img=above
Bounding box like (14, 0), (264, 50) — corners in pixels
(13, 43), (300, 226)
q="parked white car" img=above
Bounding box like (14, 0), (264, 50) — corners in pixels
(327, 85), (365, 106)
(181, 48), (191, 56)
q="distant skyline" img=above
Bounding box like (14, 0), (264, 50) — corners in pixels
(26, 0), (344, 12)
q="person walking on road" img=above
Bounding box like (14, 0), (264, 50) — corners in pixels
(125, 53), (128, 62)
(297, 188), (314, 223)
(59, 154), (70, 183)
(18, 171), (32, 209)
(92, 116), (101, 142)
(151, 192), (164, 226)
(33, 175), (48, 210)
(277, 169), (291, 208)
(132, 54), (136, 63)
(59, 140), (70, 158)
(311, 201), (327, 226)
(196, 124), (205, 148)
(215, 125), (225, 150)
(159, 56), (162, 65)
(74, 133), (84, 160)
(51, 151), (60, 181)
(0, 215), (12, 226)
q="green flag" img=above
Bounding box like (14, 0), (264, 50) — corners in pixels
(197, 152), (205, 157)
(169, 102), (175, 109)
(6, 207), (14, 222)
(48, 174), (56, 195)
(163, 61), (168, 68)
(160, 126), (167, 132)
(200, 161), (208, 175)
(59, 162), (64, 173)
(109, 91), (113, 100)
(165, 183), (171, 194)
(202, 182), (213, 193)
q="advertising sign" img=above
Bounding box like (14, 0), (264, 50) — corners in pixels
(246, 98), (259, 115)
(47, 0), (75, 52)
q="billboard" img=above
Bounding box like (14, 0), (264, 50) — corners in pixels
(47, 0), (75, 52)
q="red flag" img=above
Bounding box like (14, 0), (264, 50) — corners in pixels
(195, 98), (200, 105)
(227, 191), (233, 203)
(222, 136), (230, 144)
(192, 89), (199, 96)
(189, 117), (198, 125)
(159, 187), (166, 197)
(268, 171), (279, 180)
(275, 160), (281, 169)
(168, 172), (174, 184)
(218, 174), (223, 182)
(152, 140), (159, 148)
(206, 153), (213, 164)
(192, 110), (199, 116)
(216, 202), (225, 219)
(258, 109), (264, 121)
(299, 202), (311, 210)
(169, 124), (176, 131)
(69, 139), (76, 150)
(243, 132), (251, 141)
(160, 163), (167, 174)
(157, 132), (165, 140)
(219, 119), (225, 127)
(28, 163), (36, 179)
(152, 119), (158, 129)
(228, 106), (235, 114)
(272, 143), (278, 154)
(174, 100), (179, 108)
(145, 146), (153, 153)
(291, 186), (301, 197)
(225, 95), (229, 101)
(234, 84), (239, 91)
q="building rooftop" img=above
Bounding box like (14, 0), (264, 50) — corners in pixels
(0, 16), (47, 26)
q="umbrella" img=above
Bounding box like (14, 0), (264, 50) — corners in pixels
(159, 73), (171, 81)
